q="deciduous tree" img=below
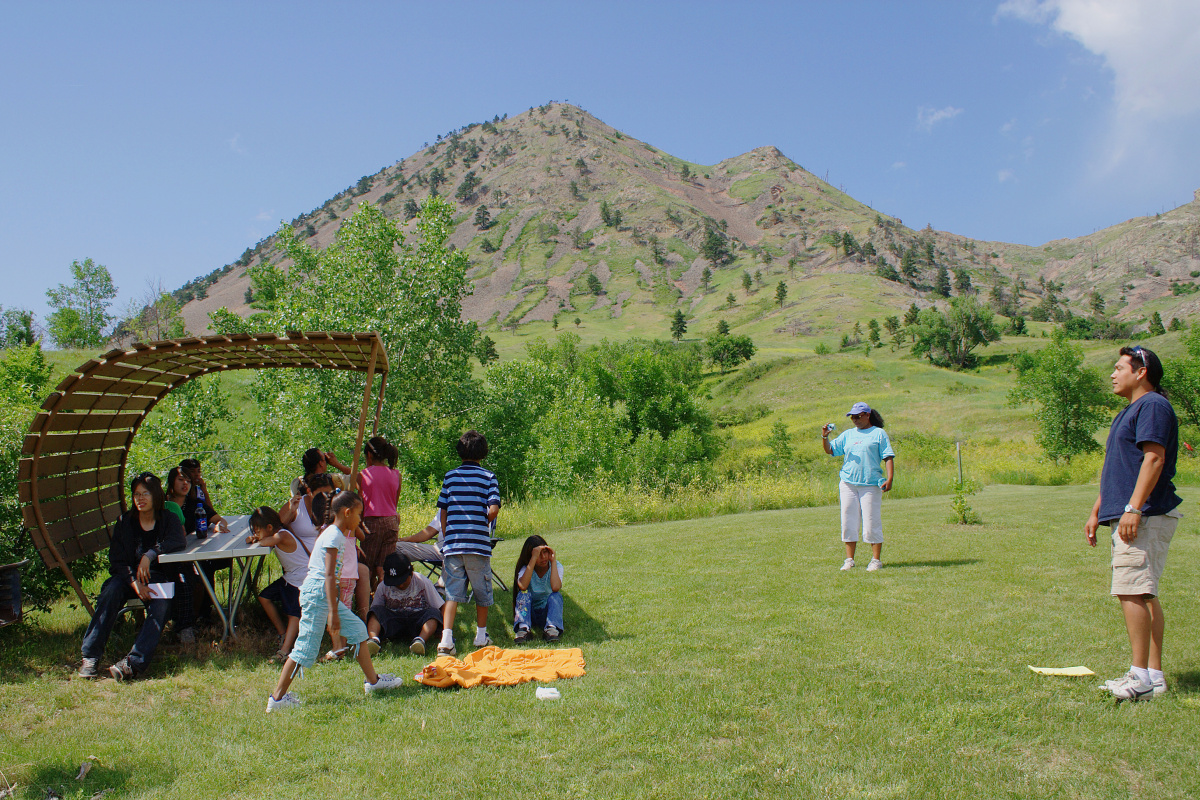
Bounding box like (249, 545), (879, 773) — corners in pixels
(1008, 329), (1117, 461)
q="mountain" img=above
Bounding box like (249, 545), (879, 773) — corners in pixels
(178, 103), (1200, 338)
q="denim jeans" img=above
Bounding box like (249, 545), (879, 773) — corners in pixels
(81, 576), (171, 674)
(514, 590), (564, 632)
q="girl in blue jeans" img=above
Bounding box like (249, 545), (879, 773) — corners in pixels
(512, 535), (564, 644)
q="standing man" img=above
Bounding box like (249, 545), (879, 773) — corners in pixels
(1085, 346), (1182, 702)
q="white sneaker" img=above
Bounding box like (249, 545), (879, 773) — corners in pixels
(365, 673), (404, 693)
(867, 559), (883, 572)
(266, 692), (301, 713)
(1108, 673), (1154, 702)
(473, 631), (493, 648)
(840, 558), (855, 571)
(1152, 676), (1168, 696)
(437, 640), (456, 657)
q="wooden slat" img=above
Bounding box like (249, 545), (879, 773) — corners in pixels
(21, 449), (124, 479)
(31, 431), (134, 456)
(49, 393), (157, 413)
(44, 411), (142, 433)
(22, 465), (122, 501)
(65, 377), (173, 398)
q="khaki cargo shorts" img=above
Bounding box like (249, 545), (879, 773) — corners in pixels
(1110, 511), (1181, 597)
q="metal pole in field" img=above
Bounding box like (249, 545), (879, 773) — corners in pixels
(956, 441), (963, 484)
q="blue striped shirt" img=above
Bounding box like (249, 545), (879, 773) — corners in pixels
(437, 462), (501, 557)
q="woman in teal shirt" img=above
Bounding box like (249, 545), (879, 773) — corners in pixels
(822, 401), (895, 572)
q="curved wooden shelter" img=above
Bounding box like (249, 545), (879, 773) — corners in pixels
(18, 331), (389, 613)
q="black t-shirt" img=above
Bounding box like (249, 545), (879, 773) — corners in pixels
(1098, 392), (1181, 523)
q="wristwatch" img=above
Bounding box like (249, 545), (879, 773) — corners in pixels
(1123, 504), (1142, 515)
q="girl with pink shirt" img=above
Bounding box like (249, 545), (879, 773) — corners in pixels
(358, 436), (401, 591)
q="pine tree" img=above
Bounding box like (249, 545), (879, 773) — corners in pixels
(775, 281), (787, 308)
(1149, 311), (1166, 336)
(936, 266), (952, 298)
(671, 310), (687, 340)
(716, 319), (731, 335)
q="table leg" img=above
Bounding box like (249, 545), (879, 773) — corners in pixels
(192, 563), (230, 641)
(225, 556), (257, 638)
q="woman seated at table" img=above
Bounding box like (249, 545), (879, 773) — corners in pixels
(164, 466), (198, 643)
(179, 458), (230, 629)
(78, 472), (185, 681)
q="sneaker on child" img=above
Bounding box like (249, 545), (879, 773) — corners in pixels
(840, 558), (855, 571)
(366, 636), (381, 657)
(514, 628), (532, 645)
(544, 625), (561, 642)
(78, 657), (98, 679)
(108, 657), (135, 682)
(437, 641), (456, 657)
(266, 692), (302, 713)
(365, 673), (404, 693)
(867, 558), (883, 572)
(473, 631), (493, 648)
(409, 637), (426, 656)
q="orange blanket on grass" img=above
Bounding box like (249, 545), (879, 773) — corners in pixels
(416, 645), (586, 688)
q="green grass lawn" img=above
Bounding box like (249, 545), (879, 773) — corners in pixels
(2, 484), (1199, 798)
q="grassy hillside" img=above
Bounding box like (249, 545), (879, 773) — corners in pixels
(177, 103), (1200, 342)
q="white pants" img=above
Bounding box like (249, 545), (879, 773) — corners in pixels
(840, 481), (883, 544)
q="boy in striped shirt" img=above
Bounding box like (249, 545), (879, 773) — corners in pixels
(436, 430), (501, 656)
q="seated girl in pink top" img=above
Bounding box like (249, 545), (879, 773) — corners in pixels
(358, 436), (401, 591)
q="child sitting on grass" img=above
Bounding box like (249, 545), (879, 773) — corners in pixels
(512, 535), (564, 644)
(436, 430), (501, 657)
(266, 490), (402, 713)
(247, 506), (306, 662)
(366, 553), (443, 656)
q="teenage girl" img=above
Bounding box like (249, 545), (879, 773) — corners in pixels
(358, 436), (401, 591)
(511, 535), (564, 644)
(248, 506), (307, 662)
(823, 401), (895, 572)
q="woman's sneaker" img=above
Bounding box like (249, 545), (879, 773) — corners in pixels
(867, 559), (883, 572)
(840, 558), (855, 571)
(365, 673), (404, 693)
(1108, 673), (1154, 702)
(266, 692), (301, 713)
(78, 658), (99, 679)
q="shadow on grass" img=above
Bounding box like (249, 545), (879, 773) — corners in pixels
(884, 559), (982, 569)
(24, 760), (134, 799)
(1172, 670), (1200, 694)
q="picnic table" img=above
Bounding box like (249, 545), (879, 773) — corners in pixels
(159, 514), (268, 641)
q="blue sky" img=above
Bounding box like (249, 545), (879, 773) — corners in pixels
(3, 1), (1198, 324)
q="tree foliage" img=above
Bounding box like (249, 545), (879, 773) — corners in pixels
(212, 198), (479, 451)
(1008, 329), (1118, 461)
(46, 258), (117, 349)
(705, 333), (756, 373)
(701, 227), (733, 268)
(909, 297), (1000, 369)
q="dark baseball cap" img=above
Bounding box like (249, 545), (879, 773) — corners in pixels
(383, 552), (413, 587)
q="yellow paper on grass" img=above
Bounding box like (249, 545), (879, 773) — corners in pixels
(1027, 665), (1095, 677)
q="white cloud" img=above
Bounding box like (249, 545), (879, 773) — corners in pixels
(997, 0), (1200, 169)
(891, 161), (906, 170)
(254, 210), (274, 222)
(227, 134), (247, 155)
(998, 169), (1016, 183)
(916, 105), (964, 131)
(1000, 118), (1018, 134)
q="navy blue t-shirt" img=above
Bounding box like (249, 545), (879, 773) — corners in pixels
(1098, 392), (1181, 523)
